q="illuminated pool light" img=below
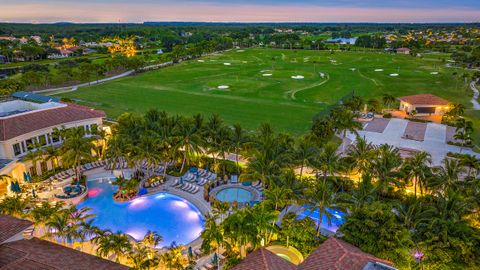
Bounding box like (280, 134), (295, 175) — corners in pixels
(77, 179), (205, 246)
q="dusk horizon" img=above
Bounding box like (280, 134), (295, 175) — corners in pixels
(1, 0), (479, 23)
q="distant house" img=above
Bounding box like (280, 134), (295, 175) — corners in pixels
(396, 47), (411, 55)
(156, 49), (164, 54)
(399, 94), (450, 115)
(0, 55), (6, 64)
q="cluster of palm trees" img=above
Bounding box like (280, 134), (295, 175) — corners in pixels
(0, 195), (192, 269)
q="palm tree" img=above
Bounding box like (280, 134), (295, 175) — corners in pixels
(174, 118), (202, 173)
(229, 123), (249, 175)
(338, 173), (377, 212)
(395, 196), (435, 233)
(345, 137), (375, 177)
(104, 136), (129, 177)
(454, 118), (473, 152)
(45, 212), (71, 245)
(370, 144), (402, 197)
(201, 214), (224, 269)
(0, 195), (29, 218)
(330, 107), (362, 151)
(382, 94), (396, 111)
(24, 146), (43, 176)
(313, 143), (342, 182)
(459, 154), (480, 178)
(43, 146), (59, 171)
(306, 180), (338, 236)
(29, 200), (64, 237)
(293, 138), (318, 179)
(159, 243), (187, 270)
(402, 151), (432, 197)
(431, 158), (465, 193)
(95, 232), (133, 263)
(264, 186), (293, 212)
(58, 127), (96, 183)
(134, 132), (161, 178)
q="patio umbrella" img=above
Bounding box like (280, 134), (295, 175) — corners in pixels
(188, 246), (193, 259)
(10, 181), (17, 193)
(16, 181), (22, 193)
(179, 177), (184, 185)
(31, 188), (36, 198)
(23, 172), (28, 182)
(205, 165), (209, 172)
(27, 172), (33, 182)
(212, 253), (218, 264)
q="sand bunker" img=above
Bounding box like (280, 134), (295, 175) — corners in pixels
(431, 72), (439, 75)
(242, 61), (248, 63)
(197, 60), (205, 62)
(263, 74), (273, 77)
(374, 69), (384, 72)
(224, 63), (231, 66)
(237, 50), (245, 52)
(217, 85), (230, 89)
(389, 73), (399, 77)
(291, 75), (305, 79)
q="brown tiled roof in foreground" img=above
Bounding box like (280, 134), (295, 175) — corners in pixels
(0, 214), (32, 244)
(298, 238), (393, 270)
(398, 94), (449, 106)
(231, 248), (297, 270)
(0, 237), (128, 270)
(0, 103), (105, 141)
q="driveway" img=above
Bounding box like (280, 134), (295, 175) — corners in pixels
(348, 118), (479, 166)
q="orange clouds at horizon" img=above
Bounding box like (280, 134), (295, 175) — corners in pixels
(0, 2), (479, 23)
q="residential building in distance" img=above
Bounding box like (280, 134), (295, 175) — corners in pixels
(398, 94), (450, 115)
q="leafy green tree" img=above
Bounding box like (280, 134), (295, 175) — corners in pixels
(339, 202), (413, 264)
(306, 180), (338, 236)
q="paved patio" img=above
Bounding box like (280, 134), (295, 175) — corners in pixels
(348, 118), (479, 165)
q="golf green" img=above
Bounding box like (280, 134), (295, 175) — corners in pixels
(60, 49), (472, 135)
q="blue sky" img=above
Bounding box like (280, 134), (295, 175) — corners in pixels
(0, 0), (479, 23)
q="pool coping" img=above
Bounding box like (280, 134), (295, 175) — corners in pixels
(209, 184), (261, 204)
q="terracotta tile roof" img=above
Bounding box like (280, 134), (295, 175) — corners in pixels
(0, 103), (105, 141)
(398, 94), (449, 106)
(231, 248), (297, 270)
(0, 238), (128, 270)
(0, 214), (32, 244)
(298, 238), (393, 270)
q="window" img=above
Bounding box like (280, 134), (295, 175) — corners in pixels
(47, 134), (52, 144)
(52, 134), (60, 143)
(26, 138), (35, 150)
(13, 143), (21, 156)
(21, 142), (26, 152)
(38, 135), (47, 146)
(85, 125), (91, 135)
(40, 162), (48, 174)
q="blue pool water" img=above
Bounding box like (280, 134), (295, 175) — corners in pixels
(216, 187), (253, 203)
(77, 178), (205, 247)
(298, 207), (346, 233)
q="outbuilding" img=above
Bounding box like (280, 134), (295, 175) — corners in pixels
(398, 94), (450, 115)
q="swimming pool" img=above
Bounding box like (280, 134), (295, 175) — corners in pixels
(298, 207), (346, 233)
(77, 178), (205, 247)
(215, 187), (253, 203)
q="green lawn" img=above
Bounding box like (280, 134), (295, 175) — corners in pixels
(59, 48), (474, 135)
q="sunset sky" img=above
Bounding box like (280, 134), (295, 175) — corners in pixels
(0, 0), (479, 23)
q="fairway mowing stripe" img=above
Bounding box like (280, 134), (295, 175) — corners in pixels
(357, 69), (382, 86)
(145, 85), (319, 110)
(290, 74), (330, 100)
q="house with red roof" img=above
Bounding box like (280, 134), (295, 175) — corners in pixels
(396, 47), (411, 55)
(398, 94), (450, 116)
(0, 214), (128, 270)
(231, 238), (396, 270)
(0, 92), (105, 195)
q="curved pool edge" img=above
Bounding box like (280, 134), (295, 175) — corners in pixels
(78, 178), (208, 248)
